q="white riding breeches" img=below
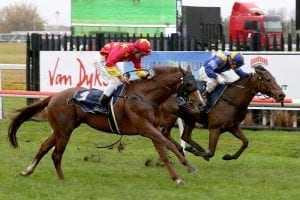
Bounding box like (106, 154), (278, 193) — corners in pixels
(198, 67), (218, 93)
(198, 67), (240, 93)
(93, 55), (122, 97)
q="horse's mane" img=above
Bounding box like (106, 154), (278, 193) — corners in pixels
(233, 74), (250, 85)
(233, 64), (267, 85)
(152, 66), (179, 75)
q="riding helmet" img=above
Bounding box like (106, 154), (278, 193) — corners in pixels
(134, 39), (152, 55)
(230, 52), (245, 67)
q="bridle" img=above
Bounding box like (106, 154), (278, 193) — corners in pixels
(151, 71), (197, 98)
(176, 74), (198, 97)
(249, 70), (275, 99)
(123, 70), (198, 107)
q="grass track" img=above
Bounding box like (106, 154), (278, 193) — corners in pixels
(0, 97), (299, 200)
(0, 43), (26, 89)
(0, 45), (300, 199)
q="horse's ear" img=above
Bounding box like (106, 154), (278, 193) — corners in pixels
(179, 66), (186, 75)
(251, 62), (266, 71)
(179, 66), (192, 76)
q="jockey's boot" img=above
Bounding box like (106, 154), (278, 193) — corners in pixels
(199, 91), (208, 111)
(99, 94), (110, 106)
(94, 94), (110, 113)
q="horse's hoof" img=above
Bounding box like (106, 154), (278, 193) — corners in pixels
(20, 171), (30, 176)
(202, 156), (210, 162)
(175, 178), (185, 185)
(193, 149), (205, 156)
(222, 154), (233, 160)
(187, 166), (198, 173)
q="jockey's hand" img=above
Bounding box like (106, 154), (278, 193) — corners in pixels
(145, 74), (153, 79)
(119, 75), (130, 84)
(216, 75), (226, 84)
(136, 70), (152, 80)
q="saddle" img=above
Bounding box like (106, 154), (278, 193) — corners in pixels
(67, 86), (125, 134)
(197, 81), (227, 113)
(67, 85), (125, 115)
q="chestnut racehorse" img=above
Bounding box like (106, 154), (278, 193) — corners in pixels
(160, 64), (285, 161)
(8, 66), (201, 184)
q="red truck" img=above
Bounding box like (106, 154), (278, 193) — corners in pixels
(229, 2), (283, 50)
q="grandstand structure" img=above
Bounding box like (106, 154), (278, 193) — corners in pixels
(71, 0), (177, 36)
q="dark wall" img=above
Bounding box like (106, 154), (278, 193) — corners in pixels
(182, 6), (222, 41)
(297, 0), (300, 30)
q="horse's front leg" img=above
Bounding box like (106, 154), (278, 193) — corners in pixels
(151, 140), (184, 185)
(161, 118), (185, 156)
(202, 128), (220, 160)
(223, 126), (249, 160)
(141, 123), (197, 182)
(181, 121), (208, 160)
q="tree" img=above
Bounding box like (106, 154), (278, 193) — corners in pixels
(0, 3), (45, 33)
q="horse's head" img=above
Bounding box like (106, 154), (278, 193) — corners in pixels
(177, 67), (199, 98)
(251, 64), (285, 102)
(149, 66), (201, 107)
(176, 67), (202, 110)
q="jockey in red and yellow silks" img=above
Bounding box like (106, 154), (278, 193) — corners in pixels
(94, 38), (152, 109)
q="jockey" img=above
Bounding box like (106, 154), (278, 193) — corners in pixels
(198, 51), (249, 105)
(94, 38), (152, 108)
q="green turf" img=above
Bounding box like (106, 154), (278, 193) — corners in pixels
(0, 43), (26, 64)
(0, 97), (300, 200)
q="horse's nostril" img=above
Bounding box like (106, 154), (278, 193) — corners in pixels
(279, 93), (286, 100)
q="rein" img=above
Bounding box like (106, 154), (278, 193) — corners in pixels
(219, 96), (245, 110)
(119, 71), (184, 107)
(118, 70), (196, 107)
(219, 76), (253, 109)
(150, 73), (179, 92)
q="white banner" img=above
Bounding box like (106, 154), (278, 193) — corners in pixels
(40, 51), (124, 92)
(243, 52), (300, 99)
(40, 51), (300, 99)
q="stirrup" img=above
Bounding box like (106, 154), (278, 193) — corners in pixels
(94, 105), (108, 114)
(202, 91), (208, 98)
(200, 91), (208, 106)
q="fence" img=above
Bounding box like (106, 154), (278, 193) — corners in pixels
(26, 32), (300, 92)
(19, 32), (300, 129)
(1, 65), (300, 129)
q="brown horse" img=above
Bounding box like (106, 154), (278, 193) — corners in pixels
(8, 66), (201, 184)
(160, 64), (285, 161)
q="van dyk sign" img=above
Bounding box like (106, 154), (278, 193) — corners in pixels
(39, 51), (211, 92)
(40, 51), (300, 99)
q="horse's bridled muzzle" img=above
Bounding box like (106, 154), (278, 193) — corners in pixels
(278, 93), (285, 101)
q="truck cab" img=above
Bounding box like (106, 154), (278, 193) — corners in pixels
(229, 2), (283, 50)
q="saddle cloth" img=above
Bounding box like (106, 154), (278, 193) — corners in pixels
(67, 85), (125, 134)
(197, 81), (227, 113)
(67, 86), (125, 114)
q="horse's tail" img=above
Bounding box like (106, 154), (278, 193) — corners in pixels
(8, 96), (52, 148)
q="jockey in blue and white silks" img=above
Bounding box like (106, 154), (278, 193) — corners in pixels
(199, 51), (249, 94)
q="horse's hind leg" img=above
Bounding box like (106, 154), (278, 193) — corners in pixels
(20, 133), (56, 177)
(51, 130), (72, 180)
(151, 140), (185, 185)
(223, 126), (249, 160)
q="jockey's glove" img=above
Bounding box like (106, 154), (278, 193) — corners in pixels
(136, 70), (148, 78)
(216, 75), (226, 84)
